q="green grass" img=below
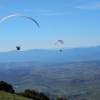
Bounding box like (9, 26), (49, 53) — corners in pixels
(0, 91), (33, 100)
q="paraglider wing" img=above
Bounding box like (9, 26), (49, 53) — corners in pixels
(55, 40), (64, 45)
(0, 14), (39, 28)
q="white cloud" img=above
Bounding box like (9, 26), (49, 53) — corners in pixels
(35, 9), (51, 13)
(75, 2), (100, 10)
(23, 8), (51, 13)
(23, 9), (33, 12)
(42, 12), (73, 16)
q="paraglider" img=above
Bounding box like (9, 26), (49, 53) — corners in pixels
(55, 40), (64, 52)
(0, 14), (39, 50)
(16, 46), (21, 50)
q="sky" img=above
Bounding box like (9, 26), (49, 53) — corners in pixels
(0, 0), (100, 52)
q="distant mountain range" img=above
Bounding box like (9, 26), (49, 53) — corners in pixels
(1, 46), (100, 62)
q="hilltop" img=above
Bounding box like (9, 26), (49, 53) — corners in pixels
(0, 91), (32, 100)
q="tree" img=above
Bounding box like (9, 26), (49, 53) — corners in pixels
(18, 89), (50, 100)
(0, 81), (15, 93)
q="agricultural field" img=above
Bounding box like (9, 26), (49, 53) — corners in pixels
(0, 61), (100, 99)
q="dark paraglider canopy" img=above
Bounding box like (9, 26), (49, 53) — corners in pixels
(60, 50), (62, 52)
(16, 46), (21, 50)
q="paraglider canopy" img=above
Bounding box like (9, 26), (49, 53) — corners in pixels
(16, 46), (21, 50)
(0, 14), (39, 28)
(55, 40), (64, 45)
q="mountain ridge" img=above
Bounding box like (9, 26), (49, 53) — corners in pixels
(0, 46), (100, 62)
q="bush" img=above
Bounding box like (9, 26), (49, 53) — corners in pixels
(0, 81), (15, 93)
(18, 89), (50, 100)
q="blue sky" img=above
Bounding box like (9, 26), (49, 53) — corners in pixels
(0, 0), (100, 51)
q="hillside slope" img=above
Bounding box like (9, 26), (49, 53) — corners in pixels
(0, 91), (33, 100)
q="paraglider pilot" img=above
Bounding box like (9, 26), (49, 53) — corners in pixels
(16, 46), (21, 50)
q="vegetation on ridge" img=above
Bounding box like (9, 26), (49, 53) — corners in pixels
(0, 81), (68, 100)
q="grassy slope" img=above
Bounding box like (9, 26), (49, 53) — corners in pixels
(0, 91), (33, 100)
